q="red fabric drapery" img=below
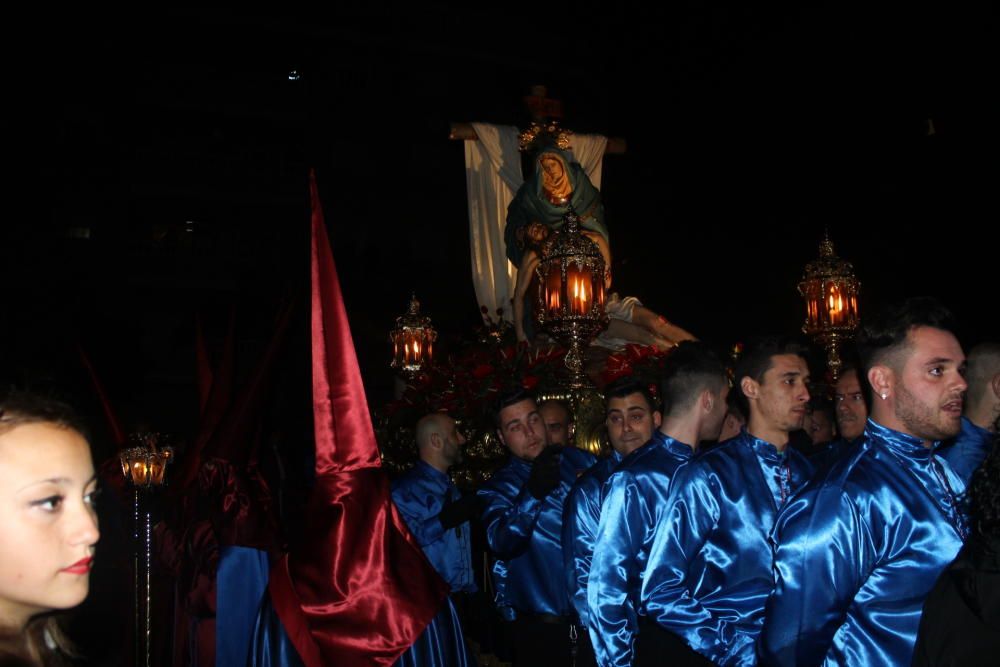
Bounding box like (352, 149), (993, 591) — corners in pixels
(269, 170), (448, 666)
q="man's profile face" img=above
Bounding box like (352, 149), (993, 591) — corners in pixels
(442, 418), (467, 467)
(834, 370), (868, 441)
(538, 402), (571, 447)
(893, 326), (967, 442)
(498, 399), (548, 461)
(748, 354), (811, 434)
(606, 392), (661, 456)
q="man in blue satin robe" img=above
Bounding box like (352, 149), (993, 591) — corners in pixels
(588, 342), (730, 667)
(563, 377), (662, 646)
(641, 337), (815, 666)
(760, 298), (973, 666)
(392, 412), (479, 667)
(479, 390), (597, 666)
(937, 341), (998, 481)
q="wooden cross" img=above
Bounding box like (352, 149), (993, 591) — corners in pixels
(448, 85), (626, 155)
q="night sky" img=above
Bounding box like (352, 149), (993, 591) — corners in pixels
(5, 5), (994, 453)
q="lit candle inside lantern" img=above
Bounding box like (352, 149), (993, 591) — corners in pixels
(149, 458), (165, 485)
(131, 459), (150, 486)
(827, 284), (843, 325)
(545, 269), (562, 314)
(567, 267), (592, 315)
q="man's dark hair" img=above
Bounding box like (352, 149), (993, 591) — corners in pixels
(538, 398), (572, 419)
(0, 389), (90, 441)
(492, 388), (536, 430)
(965, 342), (1000, 407)
(855, 297), (957, 400)
(660, 341), (729, 416)
(733, 336), (809, 418)
(725, 387), (747, 423)
(604, 376), (659, 414)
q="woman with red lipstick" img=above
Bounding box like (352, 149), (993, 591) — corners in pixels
(0, 392), (100, 666)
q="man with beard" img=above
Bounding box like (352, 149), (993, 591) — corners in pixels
(539, 398), (574, 447)
(760, 297), (970, 666)
(391, 413), (478, 666)
(640, 338), (814, 665)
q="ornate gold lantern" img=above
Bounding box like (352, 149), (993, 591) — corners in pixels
(390, 294), (437, 376)
(119, 434), (173, 488)
(535, 208), (609, 388)
(798, 231), (861, 381)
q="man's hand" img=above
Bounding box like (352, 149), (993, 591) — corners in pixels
(438, 493), (482, 530)
(527, 446), (562, 499)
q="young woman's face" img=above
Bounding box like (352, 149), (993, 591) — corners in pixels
(0, 422), (99, 627)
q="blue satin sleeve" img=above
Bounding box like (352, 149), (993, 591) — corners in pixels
(562, 463), (609, 626)
(760, 420), (969, 667)
(392, 484), (447, 548)
(478, 477), (543, 559)
(758, 484), (873, 666)
(586, 469), (647, 666)
(392, 465), (476, 593)
(479, 448), (596, 617)
(938, 417), (993, 485)
(586, 436), (693, 667)
(641, 463), (725, 661)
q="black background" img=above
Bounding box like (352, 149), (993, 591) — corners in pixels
(4, 5), (995, 448)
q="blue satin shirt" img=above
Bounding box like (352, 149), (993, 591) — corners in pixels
(391, 461), (475, 593)
(938, 416), (993, 485)
(809, 436), (861, 473)
(641, 430), (813, 666)
(759, 419), (970, 666)
(479, 446), (597, 618)
(587, 431), (695, 667)
(562, 450), (622, 627)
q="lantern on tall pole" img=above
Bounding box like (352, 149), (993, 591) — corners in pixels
(390, 294), (437, 377)
(535, 207), (609, 389)
(798, 231), (861, 381)
(119, 432), (173, 667)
